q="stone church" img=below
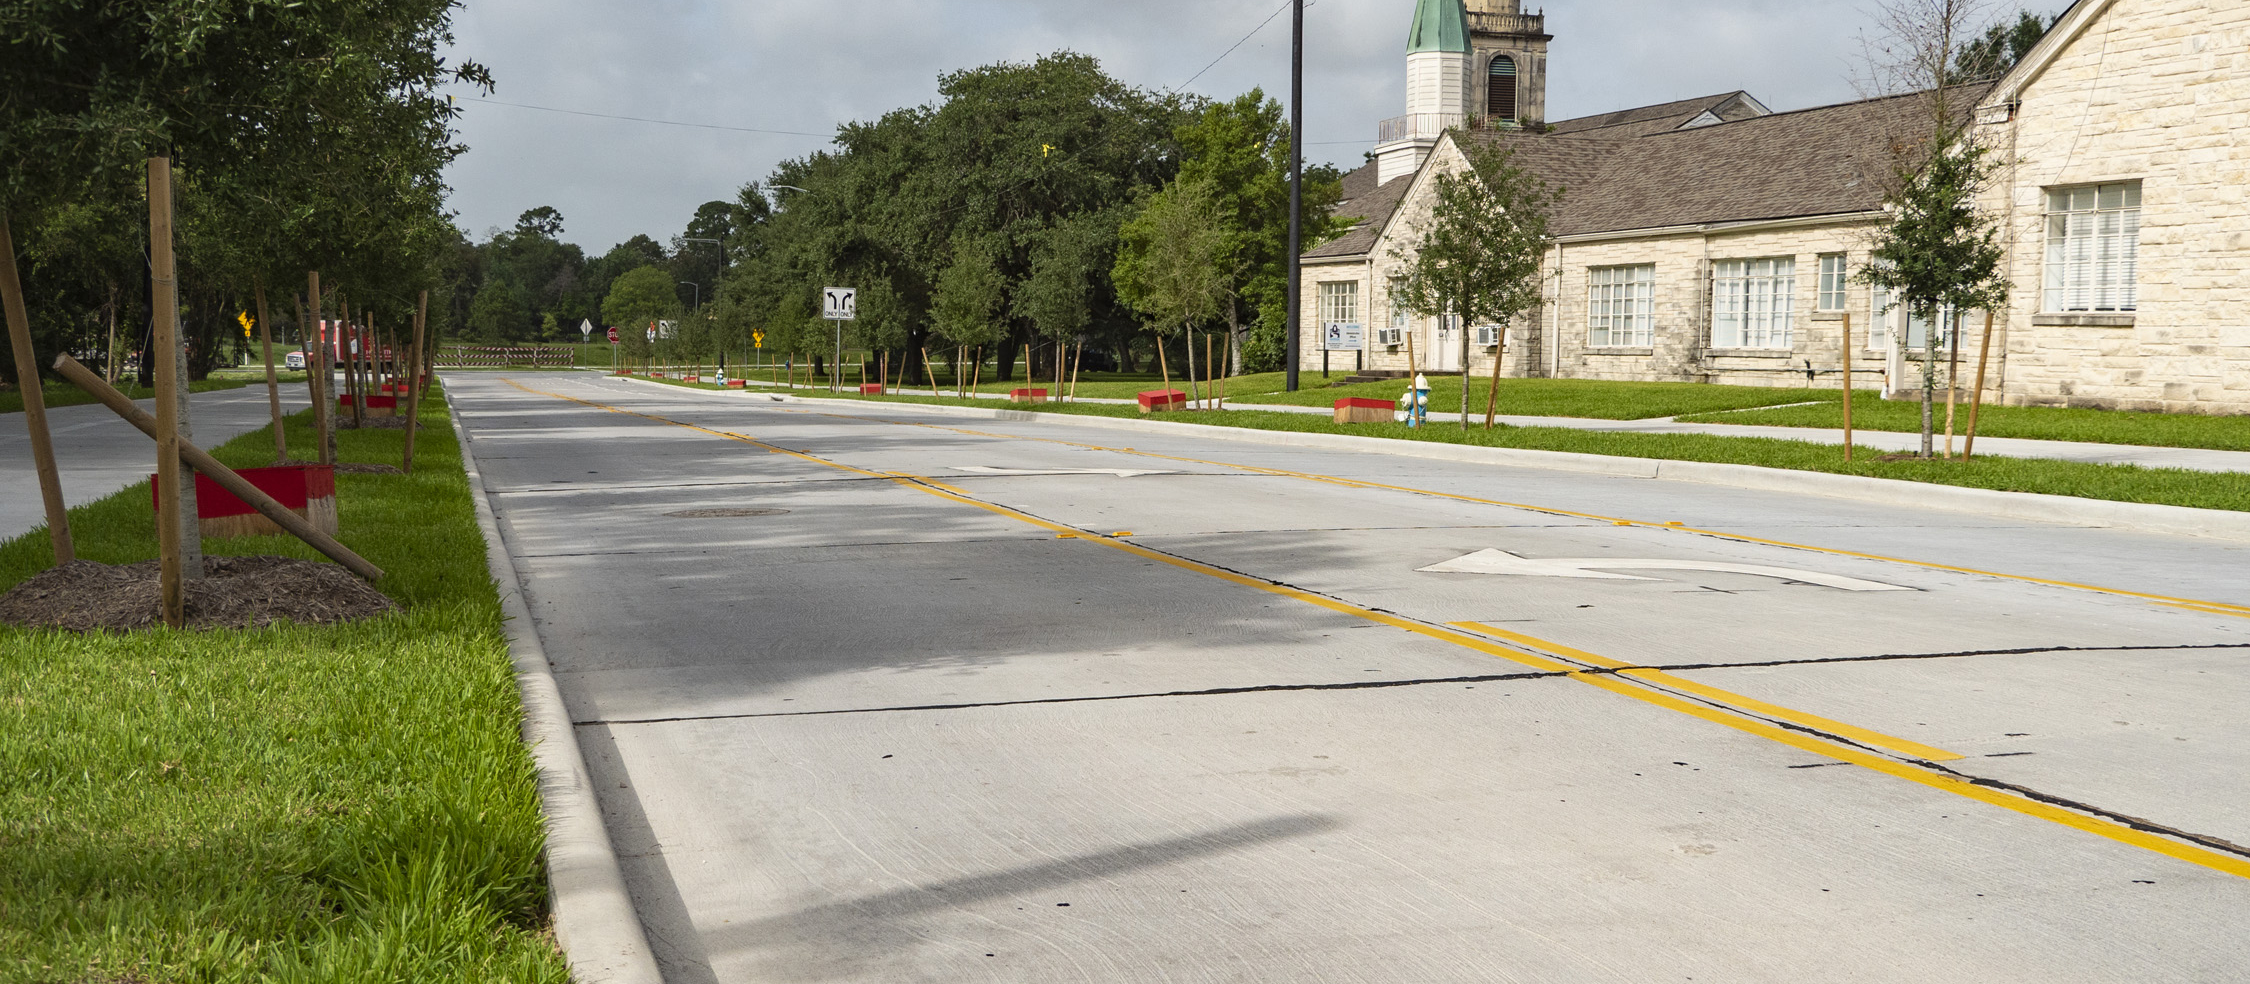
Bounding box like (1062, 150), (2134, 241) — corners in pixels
(1299, 0), (2250, 414)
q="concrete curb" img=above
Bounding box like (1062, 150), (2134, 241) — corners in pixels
(719, 388), (2250, 543)
(445, 384), (663, 984)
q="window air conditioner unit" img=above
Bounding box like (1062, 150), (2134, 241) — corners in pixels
(1474, 325), (1500, 347)
(1376, 327), (1403, 346)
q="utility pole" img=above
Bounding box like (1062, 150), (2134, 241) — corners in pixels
(1284, 0), (1304, 393)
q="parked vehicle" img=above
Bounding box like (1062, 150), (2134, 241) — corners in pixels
(285, 350), (306, 370)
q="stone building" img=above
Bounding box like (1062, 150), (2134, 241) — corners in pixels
(1301, 0), (2250, 414)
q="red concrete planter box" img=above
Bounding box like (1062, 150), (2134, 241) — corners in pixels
(650, 372), (667, 378)
(684, 375), (701, 382)
(337, 395), (398, 418)
(152, 463), (337, 539)
(612, 370), (632, 376)
(727, 380), (748, 388)
(1334, 397), (1396, 424)
(1009, 388), (1048, 403)
(1137, 389), (1187, 413)
(860, 384), (885, 394)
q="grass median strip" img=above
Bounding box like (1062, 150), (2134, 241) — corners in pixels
(0, 384), (567, 982)
(1679, 394), (2250, 452)
(751, 389), (2250, 513)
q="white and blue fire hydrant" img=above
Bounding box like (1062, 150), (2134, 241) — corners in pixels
(1395, 373), (1431, 428)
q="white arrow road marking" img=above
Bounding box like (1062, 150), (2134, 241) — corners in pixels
(1419, 549), (1912, 592)
(950, 466), (1179, 478)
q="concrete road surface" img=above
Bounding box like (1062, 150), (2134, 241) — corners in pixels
(449, 372), (2250, 984)
(1, 381), (311, 542)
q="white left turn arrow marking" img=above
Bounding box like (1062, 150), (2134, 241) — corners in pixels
(1418, 549), (1911, 592)
(950, 466), (1178, 478)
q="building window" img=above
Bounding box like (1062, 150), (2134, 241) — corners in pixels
(1817, 253), (1848, 311)
(2044, 182), (2140, 312)
(1318, 281), (1358, 326)
(1488, 56), (1517, 124)
(1587, 265), (1654, 347)
(1711, 257), (1794, 349)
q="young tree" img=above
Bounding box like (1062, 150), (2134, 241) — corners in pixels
(932, 235), (1009, 363)
(1114, 176), (1231, 400)
(1858, 0), (2014, 457)
(1391, 138), (1557, 429)
(603, 265), (678, 362)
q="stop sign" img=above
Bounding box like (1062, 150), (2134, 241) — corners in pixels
(606, 326), (619, 343)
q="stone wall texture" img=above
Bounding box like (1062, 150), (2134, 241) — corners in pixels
(1982, 0), (2250, 413)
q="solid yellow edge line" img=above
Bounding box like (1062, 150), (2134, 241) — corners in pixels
(505, 376), (2250, 881)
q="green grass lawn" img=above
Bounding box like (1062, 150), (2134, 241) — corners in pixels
(0, 387), (567, 982)
(782, 392), (2250, 513)
(1681, 395), (2250, 452)
(630, 367), (1839, 420)
(1, 375), (279, 415)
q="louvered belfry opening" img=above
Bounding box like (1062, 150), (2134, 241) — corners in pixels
(1488, 55), (1518, 123)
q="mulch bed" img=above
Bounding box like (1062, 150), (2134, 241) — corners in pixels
(0, 556), (396, 631)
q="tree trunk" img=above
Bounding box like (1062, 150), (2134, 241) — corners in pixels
(1185, 324), (1203, 408)
(1920, 350), (1935, 458)
(1458, 314), (1472, 430)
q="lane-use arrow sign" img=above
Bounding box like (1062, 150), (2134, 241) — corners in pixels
(1418, 549), (1910, 592)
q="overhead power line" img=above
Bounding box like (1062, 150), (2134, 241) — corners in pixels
(1171, 0), (1299, 94)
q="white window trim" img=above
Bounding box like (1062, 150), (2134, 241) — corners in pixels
(2043, 182), (2141, 313)
(1816, 253), (1848, 312)
(1711, 257), (1795, 350)
(1586, 264), (1655, 348)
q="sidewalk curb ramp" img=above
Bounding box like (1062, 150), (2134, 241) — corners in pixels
(693, 385), (2250, 544)
(446, 385), (663, 984)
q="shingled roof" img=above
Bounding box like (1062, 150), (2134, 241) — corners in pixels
(1544, 91), (1765, 137)
(1306, 84), (1991, 257)
(1303, 164), (1414, 260)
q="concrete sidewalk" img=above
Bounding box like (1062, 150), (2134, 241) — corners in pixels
(1, 383), (312, 542)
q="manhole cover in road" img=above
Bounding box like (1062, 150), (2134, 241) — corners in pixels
(663, 507), (792, 518)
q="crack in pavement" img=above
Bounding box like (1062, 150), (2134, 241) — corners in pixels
(1650, 641), (2250, 673)
(572, 670), (1563, 725)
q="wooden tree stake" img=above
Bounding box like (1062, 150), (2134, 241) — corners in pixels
(1482, 332), (1505, 429)
(0, 211), (75, 565)
(1942, 315), (1964, 458)
(1068, 340), (1083, 403)
(1841, 312), (1854, 462)
(1964, 309), (1995, 460)
(255, 281), (286, 461)
(55, 355), (382, 582)
(149, 159), (185, 626)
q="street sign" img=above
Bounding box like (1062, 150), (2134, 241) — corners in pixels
(752, 331), (765, 348)
(579, 319), (594, 339)
(823, 287), (857, 320)
(1322, 322), (1363, 350)
(607, 326), (619, 343)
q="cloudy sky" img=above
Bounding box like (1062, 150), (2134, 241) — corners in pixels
(439, 0), (1902, 252)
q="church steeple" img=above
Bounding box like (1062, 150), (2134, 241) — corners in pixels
(1407, 0), (1471, 54)
(1466, 0), (1550, 128)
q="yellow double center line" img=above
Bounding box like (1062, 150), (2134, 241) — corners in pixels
(504, 378), (2250, 881)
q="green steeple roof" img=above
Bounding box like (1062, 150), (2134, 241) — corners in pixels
(1406, 0), (1471, 53)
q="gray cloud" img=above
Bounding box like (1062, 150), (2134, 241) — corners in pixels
(440, 0), (1897, 251)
